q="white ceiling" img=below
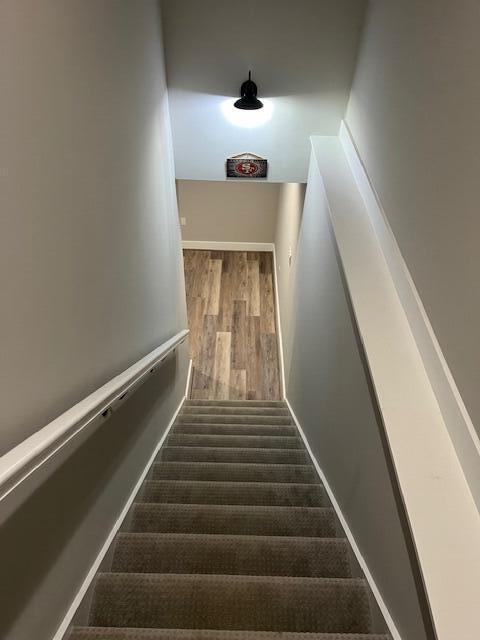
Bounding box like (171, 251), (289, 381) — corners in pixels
(161, 0), (367, 182)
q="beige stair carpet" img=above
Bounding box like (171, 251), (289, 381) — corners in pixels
(70, 400), (390, 640)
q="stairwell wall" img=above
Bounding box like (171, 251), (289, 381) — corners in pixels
(279, 151), (431, 640)
(0, 2), (189, 639)
(160, 0), (367, 182)
(273, 183), (306, 380)
(345, 0), (480, 440)
(0, 0), (187, 455)
(177, 179), (280, 243)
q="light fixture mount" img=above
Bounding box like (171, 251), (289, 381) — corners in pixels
(234, 70), (264, 110)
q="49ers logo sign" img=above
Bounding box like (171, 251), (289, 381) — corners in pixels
(236, 161), (259, 175)
(226, 153), (267, 179)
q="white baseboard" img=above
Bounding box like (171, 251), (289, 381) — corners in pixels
(185, 358), (193, 398)
(272, 246), (286, 398)
(284, 396), (401, 640)
(52, 393), (186, 640)
(182, 240), (274, 252)
(339, 121), (480, 513)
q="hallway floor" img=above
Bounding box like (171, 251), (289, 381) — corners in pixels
(183, 250), (281, 400)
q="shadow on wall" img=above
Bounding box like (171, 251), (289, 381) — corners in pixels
(273, 183), (306, 383)
(160, 0), (367, 182)
(282, 157), (434, 640)
(160, 0), (367, 98)
(0, 351), (186, 640)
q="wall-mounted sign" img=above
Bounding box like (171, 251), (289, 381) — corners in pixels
(226, 152), (268, 179)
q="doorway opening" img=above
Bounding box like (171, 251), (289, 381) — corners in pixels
(178, 179), (306, 401)
(184, 249), (280, 400)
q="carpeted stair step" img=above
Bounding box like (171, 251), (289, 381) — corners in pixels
(177, 414), (293, 425)
(89, 573), (371, 633)
(184, 400), (286, 408)
(172, 423), (297, 436)
(130, 503), (337, 537)
(72, 400), (387, 640)
(140, 480), (327, 507)
(181, 406), (291, 416)
(167, 433), (303, 449)
(70, 629), (390, 640)
(111, 533), (351, 578)
(160, 446), (310, 464)
(151, 461), (319, 484)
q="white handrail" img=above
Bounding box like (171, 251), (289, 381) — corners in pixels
(0, 328), (189, 521)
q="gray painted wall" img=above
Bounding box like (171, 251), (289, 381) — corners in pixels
(178, 180), (280, 243)
(0, 3), (189, 639)
(161, 0), (367, 182)
(0, 0), (187, 455)
(283, 152), (431, 640)
(346, 0), (480, 438)
(0, 346), (189, 640)
(273, 183), (306, 379)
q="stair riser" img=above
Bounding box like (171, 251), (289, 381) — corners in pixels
(160, 447), (310, 464)
(112, 534), (351, 578)
(151, 462), (319, 484)
(177, 415), (293, 425)
(130, 504), (337, 537)
(167, 434), (303, 449)
(140, 481), (328, 507)
(90, 574), (371, 633)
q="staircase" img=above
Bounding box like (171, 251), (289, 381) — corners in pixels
(70, 400), (389, 640)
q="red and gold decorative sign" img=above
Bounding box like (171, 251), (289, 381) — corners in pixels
(226, 153), (267, 178)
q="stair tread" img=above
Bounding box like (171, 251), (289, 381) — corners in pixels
(174, 420), (295, 425)
(76, 401), (383, 639)
(152, 461), (319, 483)
(160, 447), (309, 464)
(112, 532), (351, 577)
(89, 573), (372, 633)
(130, 503), (336, 537)
(185, 399), (286, 407)
(167, 434), (304, 449)
(177, 414), (293, 425)
(181, 407), (291, 415)
(72, 628), (390, 639)
(173, 424), (297, 436)
(140, 480), (327, 507)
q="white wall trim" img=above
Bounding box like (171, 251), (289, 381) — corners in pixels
(52, 392), (186, 640)
(181, 240), (274, 252)
(339, 120), (480, 512)
(272, 246), (286, 398)
(185, 358), (193, 398)
(284, 396), (401, 640)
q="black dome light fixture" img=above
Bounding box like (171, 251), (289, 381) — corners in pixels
(234, 70), (264, 110)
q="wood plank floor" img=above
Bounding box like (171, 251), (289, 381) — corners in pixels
(184, 250), (281, 400)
